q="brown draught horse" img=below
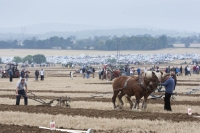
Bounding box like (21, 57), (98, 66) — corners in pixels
(112, 71), (160, 110)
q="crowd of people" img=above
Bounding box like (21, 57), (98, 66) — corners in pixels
(164, 64), (199, 76)
(79, 66), (95, 79)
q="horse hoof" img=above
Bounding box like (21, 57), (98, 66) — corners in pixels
(132, 108), (137, 111)
(118, 106), (123, 109)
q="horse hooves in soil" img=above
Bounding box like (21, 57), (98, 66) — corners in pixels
(118, 106), (123, 109)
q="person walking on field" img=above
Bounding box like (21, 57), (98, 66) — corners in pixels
(8, 69), (13, 82)
(92, 67), (95, 78)
(16, 78), (28, 105)
(187, 66), (191, 76)
(20, 69), (25, 79)
(40, 69), (45, 81)
(161, 74), (175, 111)
(180, 65), (182, 76)
(137, 67), (141, 76)
(25, 71), (29, 82)
(69, 71), (74, 80)
(35, 70), (39, 81)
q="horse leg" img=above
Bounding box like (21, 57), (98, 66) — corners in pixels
(143, 96), (148, 109)
(112, 91), (119, 109)
(117, 92), (125, 109)
(126, 95), (133, 109)
(133, 93), (141, 110)
(142, 100), (145, 109)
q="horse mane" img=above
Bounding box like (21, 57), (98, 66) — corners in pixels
(144, 71), (152, 79)
(153, 71), (162, 82)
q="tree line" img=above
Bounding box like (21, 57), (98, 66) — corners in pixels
(0, 35), (200, 50)
(12, 54), (46, 64)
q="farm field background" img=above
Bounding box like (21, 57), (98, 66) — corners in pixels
(0, 60), (200, 132)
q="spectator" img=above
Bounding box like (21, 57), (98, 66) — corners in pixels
(187, 66), (191, 76)
(196, 65), (199, 75)
(25, 72), (29, 82)
(8, 69), (13, 82)
(82, 67), (86, 78)
(180, 65), (182, 76)
(143, 67), (148, 73)
(92, 67), (95, 78)
(185, 66), (188, 76)
(193, 66), (196, 74)
(137, 68), (141, 75)
(40, 69), (45, 81)
(35, 70), (39, 81)
(130, 67), (133, 76)
(21, 69), (25, 79)
(86, 69), (90, 79)
(69, 71), (74, 80)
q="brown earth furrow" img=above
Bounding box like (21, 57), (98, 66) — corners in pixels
(0, 124), (154, 133)
(0, 104), (199, 122)
(1, 95), (200, 106)
(84, 82), (200, 86)
(1, 89), (200, 97)
(0, 123), (62, 133)
(0, 89), (100, 94)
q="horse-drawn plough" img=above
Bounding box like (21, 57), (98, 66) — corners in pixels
(149, 85), (177, 100)
(24, 92), (71, 107)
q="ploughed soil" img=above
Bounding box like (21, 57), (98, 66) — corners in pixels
(1, 89), (200, 97)
(0, 124), (62, 133)
(1, 95), (200, 106)
(84, 82), (200, 86)
(0, 104), (200, 122)
(0, 124), (154, 133)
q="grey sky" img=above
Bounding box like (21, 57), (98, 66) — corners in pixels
(0, 0), (200, 32)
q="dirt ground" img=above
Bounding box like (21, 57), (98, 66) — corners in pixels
(0, 62), (200, 133)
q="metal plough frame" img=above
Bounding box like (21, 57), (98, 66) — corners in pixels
(150, 86), (177, 100)
(185, 88), (200, 94)
(25, 92), (71, 107)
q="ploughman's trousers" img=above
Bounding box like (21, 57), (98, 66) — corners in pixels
(164, 93), (172, 111)
(16, 89), (28, 105)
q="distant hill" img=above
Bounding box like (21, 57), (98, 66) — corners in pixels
(0, 23), (199, 40)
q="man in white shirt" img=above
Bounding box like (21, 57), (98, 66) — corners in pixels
(40, 69), (45, 81)
(187, 66), (191, 76)
(143, 67), (148, 73)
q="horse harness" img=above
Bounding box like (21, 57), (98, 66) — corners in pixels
(122, 74), (149, 91)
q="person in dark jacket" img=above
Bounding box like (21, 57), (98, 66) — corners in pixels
(8, 69), (13, 82)
(180, 65), (182, 75)
(35, 70), (39, 81)
(161, 74), (175, 111)
(21, 69), (25, 78)
(185, 66), (188, 76)
(137, 68), (141, 75)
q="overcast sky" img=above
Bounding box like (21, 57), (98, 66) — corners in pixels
(0, 0), (200, 32)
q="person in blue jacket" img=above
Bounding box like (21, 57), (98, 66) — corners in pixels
(161, 74), (175, 111)
(137, 68), (141, 76)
